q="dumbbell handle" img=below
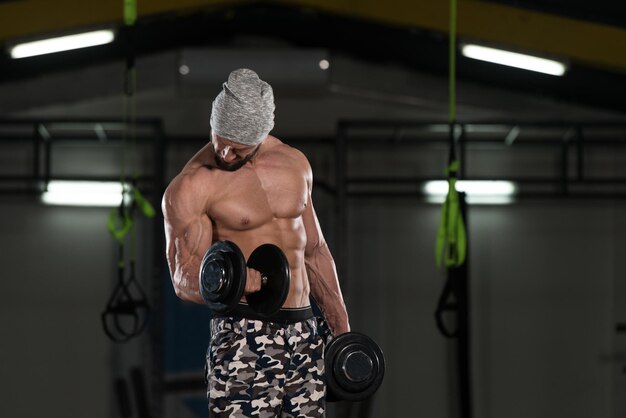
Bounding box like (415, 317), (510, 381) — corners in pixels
(214, 266), (268, 292)
(247, 266), (269, 288)
(214, 269), (268, 291)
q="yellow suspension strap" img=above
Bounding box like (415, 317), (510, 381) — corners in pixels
(102, 0), (156, 343)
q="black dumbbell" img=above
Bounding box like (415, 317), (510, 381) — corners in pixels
(325, 332), (386, 402)
(199, 240), (290, 316)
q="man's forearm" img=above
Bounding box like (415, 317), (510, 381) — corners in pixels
(173, 277), (204, 304)
(168, 257), (205, 304)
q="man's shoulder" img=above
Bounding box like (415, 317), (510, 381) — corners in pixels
(166, 164), (215, 199)
(181, 162), (214, 181)
(265, 136), (309, 164)
(162, 165), (218, 217)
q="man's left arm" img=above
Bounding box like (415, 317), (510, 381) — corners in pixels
(302, 170), (350, 335)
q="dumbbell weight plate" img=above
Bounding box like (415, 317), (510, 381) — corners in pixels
(325, 332), (385, 402)
(199, 240), (247, 313)
(245, 243), (291, 316)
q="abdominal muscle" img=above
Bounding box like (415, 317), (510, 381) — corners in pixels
(213, 217), (311, 309)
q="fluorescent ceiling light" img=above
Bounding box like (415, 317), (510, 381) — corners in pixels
(42, 181), (128, 207)
(461, 44), (566, 76)
(424, 180), (517, 205)
(10, 30), (115, 59)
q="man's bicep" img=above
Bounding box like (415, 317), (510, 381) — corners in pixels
(162, 176), (213, 300)
(165, 210), (212, 269)
(164, 177), (213, 257)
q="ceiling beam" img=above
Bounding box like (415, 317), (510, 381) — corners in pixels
(282, 0), (626, 73)
(1, 0), (625, 74)
(0, 0), (229, 40)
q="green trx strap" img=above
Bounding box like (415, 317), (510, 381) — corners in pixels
(106, 186), (154, 244)
(448, 0), (457, 125)
(133, 187), (156, 218)
(123, 0), (137, 26)
(101, 0), (154, 343)
(110, 0), (154, 243)
(435, 160), (467, 267)
(435, 0), (467, 268)
(108, 202), (133, 244)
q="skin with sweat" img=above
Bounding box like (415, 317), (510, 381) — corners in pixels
(162, 133), (350, 335)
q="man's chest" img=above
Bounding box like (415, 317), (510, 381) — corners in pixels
(209, 165), (308, 230)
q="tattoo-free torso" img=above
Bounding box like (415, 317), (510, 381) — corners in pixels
(206, 138), (312, 307)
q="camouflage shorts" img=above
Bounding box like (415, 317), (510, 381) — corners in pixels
(205, 316), (326, 417)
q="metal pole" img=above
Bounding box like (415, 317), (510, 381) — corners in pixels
(150, 121), (166, 418)
(561, 135), (569, 195)
(576, 126), (584, 181)
(460, 123), (466, 179)
(33, 124), (41, 182)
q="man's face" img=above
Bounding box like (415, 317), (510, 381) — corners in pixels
(210, 133), (260, 171)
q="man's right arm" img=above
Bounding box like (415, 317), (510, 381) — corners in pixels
(162, 173), (213, 304)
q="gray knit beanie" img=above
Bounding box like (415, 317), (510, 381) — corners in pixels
(210, 68), (275, 145)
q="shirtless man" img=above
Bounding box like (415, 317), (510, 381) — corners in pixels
(162, 68), (350, 417)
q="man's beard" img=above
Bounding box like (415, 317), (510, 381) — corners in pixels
(212, 144), (260, 172)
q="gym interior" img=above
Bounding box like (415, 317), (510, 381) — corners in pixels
(1, 1), (625, 417)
